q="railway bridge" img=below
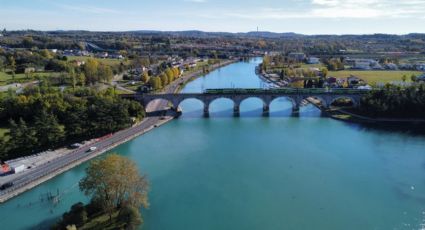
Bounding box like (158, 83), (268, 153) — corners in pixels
(121, 88), (368, 116)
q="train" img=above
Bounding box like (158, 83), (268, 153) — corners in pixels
(203, 88), (371, 95)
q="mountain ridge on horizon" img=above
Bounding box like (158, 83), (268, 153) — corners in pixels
(4, 29), (425, 38)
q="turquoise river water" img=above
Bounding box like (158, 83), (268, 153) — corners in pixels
(1, 58), (425, 229)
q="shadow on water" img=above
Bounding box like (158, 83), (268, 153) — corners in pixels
(29, 216), (60, 230)
(342, 120), (425, 137)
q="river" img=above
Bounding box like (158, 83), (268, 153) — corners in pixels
(1, 58), (425, 229)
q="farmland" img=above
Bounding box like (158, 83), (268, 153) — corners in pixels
(328, 70), (423, 84)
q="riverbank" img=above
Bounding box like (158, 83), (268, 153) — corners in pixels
(0, 58), (237, 203)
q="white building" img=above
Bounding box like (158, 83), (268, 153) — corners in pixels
(307, 57), (320, 64)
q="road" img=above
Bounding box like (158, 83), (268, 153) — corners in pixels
(0, 59), (236, 202)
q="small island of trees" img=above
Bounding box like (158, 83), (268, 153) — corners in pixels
(52, 154), (149, 230)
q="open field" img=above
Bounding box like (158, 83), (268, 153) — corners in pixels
(67, 56), (129, 66)
(0, 72), (27, 85)
(0, 71), (59, 86)
(328, 70), (424, 84)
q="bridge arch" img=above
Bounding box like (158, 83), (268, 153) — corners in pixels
(239, 96), (268, 115)
(269, 96), (298, 112)
(207, 97), (236, 115)
(176, 97), (206, 108)
(175, 98), (206, 116)
(144, 98), (176, 112)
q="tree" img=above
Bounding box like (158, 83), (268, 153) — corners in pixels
(322, 68), (329, 78)
(6, 118), (37, 157)
(411, 74), (417, 82)
(141, 71), (150, 83)
(98, 64), (113, 83)
(118, 205), (143, 230)
(84, 58), (99, 84)
(7, 56), (16, 80)
(402, 75), (407, 82)
(78, 72), (86, 86)
(165, 68), (174, 83)
(34, 110), (65, 147)
(61, 202), (88, 227)
(172, 67), (180, 78)
(79, 154), (149, 220)
(159, 73), (168, 86)
(149, 76), (162, 90)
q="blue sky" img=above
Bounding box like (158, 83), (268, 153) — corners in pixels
(1, 0), (425, 34)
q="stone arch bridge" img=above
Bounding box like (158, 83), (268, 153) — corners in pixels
(121, 88), (367, 116)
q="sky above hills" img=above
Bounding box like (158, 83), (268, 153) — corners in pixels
(1, 0), (425, 34)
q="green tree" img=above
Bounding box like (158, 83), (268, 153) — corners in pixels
(172, 67), (180, 78)
(159, 73), (168, 86)
(6, 118), (38, 157)
(411, 74), (417, 82)
(79, 154), (149, 220)
(34, 110), (65, 147)
(149, 76), (162, 90)
(7, 56), (16, 80)
(165, 68), (174, 83)
(78, 72), (86, 86)
(322, 68), (329, 78)
(98, 64), (113, 83)
(118, 205), (143, 230)
(141, 71), (150, 83)
(402, 75), (407, 82)
(84, 58), (99, 84)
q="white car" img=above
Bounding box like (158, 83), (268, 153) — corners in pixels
(87, 146), (97, 152)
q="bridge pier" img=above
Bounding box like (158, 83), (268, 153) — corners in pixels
(203, 105), (209, 117)
(292, 104), (300, 112)
(263, 104), (270, 116)
(233, 105), (240, 117)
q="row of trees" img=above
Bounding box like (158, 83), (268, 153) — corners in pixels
(360, 84), (425, 118)
(53, 154), (149, 230)
(147, 67), (181, 90)
(0, 85), (145, 160)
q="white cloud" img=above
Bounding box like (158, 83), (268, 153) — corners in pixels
(56, 4), (120, 14)
(205, 0), (425, 20)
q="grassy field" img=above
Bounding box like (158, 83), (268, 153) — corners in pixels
(328, 70), (423, 84)
(67, 56), (129, 66)
(0, 71), (59, 86)
(0, 72), (28, 85)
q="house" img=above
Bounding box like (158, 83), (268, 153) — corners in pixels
(346, 58), (379, 70)
(96, 52), (108, 58)
(307, 57), (320, 64)
(385, 63), (398, 70)
(70, 60), (85, 67)
(109, 53), (124, 59)
(327, 77), (337, 84)
(347, 75), (364, 87)
(24, 67), (36, 74)
(417, 74), (425, 82)
(288, 52), (306, 62)
(416, 64), (425, 71)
